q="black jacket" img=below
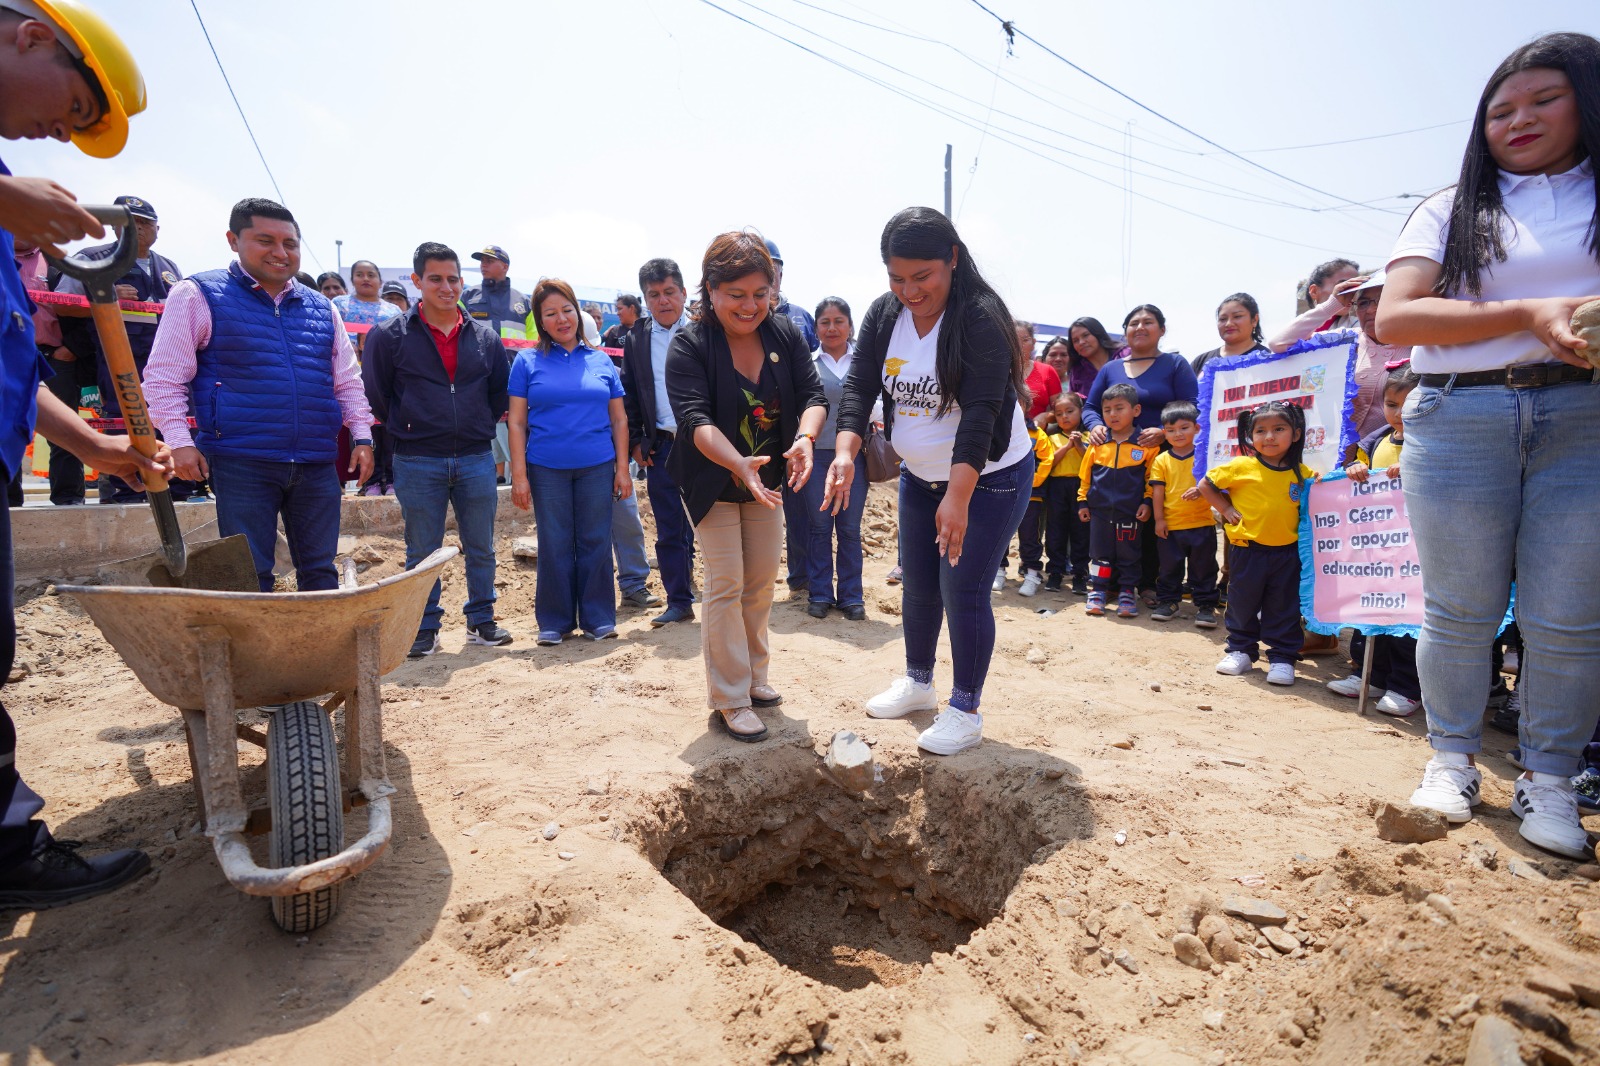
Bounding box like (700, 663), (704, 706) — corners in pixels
(664, 313), (827, 525)
(619, 316), (672, 452)
(361, 306), (510, 458)
(835, 292), (1020, 473)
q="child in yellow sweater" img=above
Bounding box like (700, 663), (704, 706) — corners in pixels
(1043, 391), (1089, 593)
(1148, 401), (1219, 628)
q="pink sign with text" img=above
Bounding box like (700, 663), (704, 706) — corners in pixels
(1307, 474), (1422, 628)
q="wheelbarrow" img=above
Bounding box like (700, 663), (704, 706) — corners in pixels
(58, 547), (458, 933)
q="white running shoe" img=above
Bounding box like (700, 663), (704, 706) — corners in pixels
(1375, 691), (1421, 718)
(1326, 674), (1364, 698)
(1266, 662), (1296, 686)
(1018, 570), (1043, 597)
(1408, 756), (1481, 824)
(918, 709), (983, 755)
(1215, 651), (1252, 676)
(865, 677), (938, 719)
(1512, 774), (1592, 859)
(992, 570), (1006, 592)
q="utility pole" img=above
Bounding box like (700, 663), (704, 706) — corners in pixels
(335, 239), (343, 276)
(943, 144), (953, 218)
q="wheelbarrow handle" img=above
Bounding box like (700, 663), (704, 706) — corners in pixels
(47, 204), (140, 303)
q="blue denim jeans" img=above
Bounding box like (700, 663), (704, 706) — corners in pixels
(644, 435), (696, 610)
(208, 454), (341, 592)
(391, 450), (499, 633)
(801, 448), (867, 607)
(1403, 378), (1600, 775)
(900, 456), (1032, 711)
(783, 480), (810, 584)
(529, 460), (616, 637)
(612, 491), (650, 595)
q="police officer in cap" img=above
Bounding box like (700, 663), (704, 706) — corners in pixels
(462, 245), (528, 481)
(0, 0), (174, 909)
(53, 192), (188, 502)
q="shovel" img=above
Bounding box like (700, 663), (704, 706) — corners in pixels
(50, 205), (257, 591)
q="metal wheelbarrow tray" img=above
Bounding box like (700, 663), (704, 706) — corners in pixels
(58, 546), (458, 932)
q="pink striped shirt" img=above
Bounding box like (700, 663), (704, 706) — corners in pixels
(144, 265), (373, 450)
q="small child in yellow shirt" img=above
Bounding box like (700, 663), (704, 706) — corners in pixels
(1147, 401), (1219, 628)
(1013, 421), (1055, 596)
(1043, 392), (1089, 593)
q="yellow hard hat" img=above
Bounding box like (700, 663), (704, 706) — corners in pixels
(14, 0), (146, 158)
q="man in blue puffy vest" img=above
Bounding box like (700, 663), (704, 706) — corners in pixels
(145, 197), (374, 592)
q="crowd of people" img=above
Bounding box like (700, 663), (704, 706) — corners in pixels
(0, 3), (1595, 911)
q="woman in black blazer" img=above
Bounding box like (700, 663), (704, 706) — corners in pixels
(665, 232), (827, 742)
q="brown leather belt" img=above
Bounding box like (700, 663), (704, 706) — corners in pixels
(1419, 365), (1599, 389)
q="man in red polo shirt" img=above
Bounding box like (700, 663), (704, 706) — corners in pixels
(362, 242), (511, 658)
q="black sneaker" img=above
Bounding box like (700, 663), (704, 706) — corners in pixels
(650, 605), (695, 628)
(0, 840), (150, 911)
(1071, 577), (1088, 596)
(842, 604), (867, 621)
(467, 622), (514, 647)
(1044, 574), (1063, 592)
(408, 630), (440, 659)
(807, 601), (830, 619)
(1194, 607), (1218, 629)
(1151, 602), (1179, 622)
(1489, 687), (1520, 734)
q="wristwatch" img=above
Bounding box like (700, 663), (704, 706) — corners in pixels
(352, 438), (373, 448)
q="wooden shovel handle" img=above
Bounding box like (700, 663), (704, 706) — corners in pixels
(90, 301), (170, 493)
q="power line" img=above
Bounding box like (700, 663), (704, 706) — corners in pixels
(1227, 120), (1469, 154)
(690, 0), (1381, 259)
(965, 0), (1378, 212)
(187, 0), (320, 267)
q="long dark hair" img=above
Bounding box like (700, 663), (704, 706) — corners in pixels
(880, 207), (1026, 417)
(1237, 400), (1308, 486)
(1218, 292), (1265, 343)
(1067, 315), (1119, 377)
(1438, 32), (1600, 297)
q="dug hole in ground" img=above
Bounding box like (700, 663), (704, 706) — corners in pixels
(0, 483), (1596, 1065)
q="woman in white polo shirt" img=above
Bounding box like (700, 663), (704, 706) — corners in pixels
(1378, 32), (1600, 859)
(823, 207), (1035, 756)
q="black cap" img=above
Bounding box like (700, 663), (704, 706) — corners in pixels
(380, 280), (407, 297)
(471, 245), (510, 265)
(114, 194), (157, 221)
(763, 238), (782, 263)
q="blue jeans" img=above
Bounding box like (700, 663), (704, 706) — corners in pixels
(1403, 378), (1600, 775)
(900, 456), (1032, 711)
(801, 448), (867, 607)
(0, 502), (51, 866)
(529, 460), (616, 637)
(612, 491), (650, 595)
(645, 435), (696, 610)
(208, 454), (341, 592)
(783, 481), (810, 584)
(391, 450), (499, 633)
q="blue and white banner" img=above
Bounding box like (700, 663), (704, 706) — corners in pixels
(1193, 333), (1360, 478)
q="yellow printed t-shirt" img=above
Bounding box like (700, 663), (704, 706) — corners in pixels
(1205, 456), (1314, 547)
(1148, 450), (1213, 531)
(1355, 434), (1403, 470)
(1046, 430), (1086, 478)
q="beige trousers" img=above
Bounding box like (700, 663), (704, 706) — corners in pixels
(695, 500), (782, 711)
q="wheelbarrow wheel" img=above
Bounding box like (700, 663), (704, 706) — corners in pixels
(267, 700), (344, 933)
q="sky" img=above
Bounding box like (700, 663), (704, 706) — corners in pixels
(9, 0), (1595, 356)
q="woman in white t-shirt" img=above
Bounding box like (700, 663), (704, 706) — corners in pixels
(823, 207), (1035, 756)
(1377, 32), (1600, 860)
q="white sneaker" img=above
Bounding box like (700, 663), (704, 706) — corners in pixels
(1326, 674), (1364, 698)
(1408, 756), (1481, 824)
(918, 709), (983, 755)
(1018, 570), (1043, 597)
(1266, 662), (1295, 686)
(1215, 651), (1252, 676)
(992, 570), (1006, 592)
(865, 677), (938, 719)
(1375, 691), (1421, 718)
(1512, 774), (1592, 859)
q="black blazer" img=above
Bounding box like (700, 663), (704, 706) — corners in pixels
(664, 313), (827, 525)
(619, 317), (665, 452)
(835, 292), (1021, 473)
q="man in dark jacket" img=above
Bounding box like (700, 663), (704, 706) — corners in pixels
(363, 242), (512, 658)
(620, 258), (696, 626)
(462, 244), (526, 483)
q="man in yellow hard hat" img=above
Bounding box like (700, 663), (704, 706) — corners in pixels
(0, 1), (175, 911)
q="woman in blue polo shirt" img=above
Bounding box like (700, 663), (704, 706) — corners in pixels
(509, 278), (632, 643)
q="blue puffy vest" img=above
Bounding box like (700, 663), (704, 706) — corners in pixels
(191, 263), (342, 462)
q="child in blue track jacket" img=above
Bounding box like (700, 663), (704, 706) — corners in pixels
(1077, 384), (1156, 619)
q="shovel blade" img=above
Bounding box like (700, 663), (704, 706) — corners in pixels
(147, 488), (187, 576)
(145, 534), (259, 592)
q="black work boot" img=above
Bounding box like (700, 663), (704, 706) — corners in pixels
(0, 840), (150, 911)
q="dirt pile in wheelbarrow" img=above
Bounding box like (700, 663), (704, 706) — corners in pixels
(1, 492), (1597, 1064)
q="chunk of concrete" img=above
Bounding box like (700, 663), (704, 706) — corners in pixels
(1462, 1015), (1522, 1066)
(1374, 801), (1449, 843)
(824, 730), (879, 791)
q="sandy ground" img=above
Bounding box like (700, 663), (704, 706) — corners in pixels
(1, 483), (1598, 1066)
